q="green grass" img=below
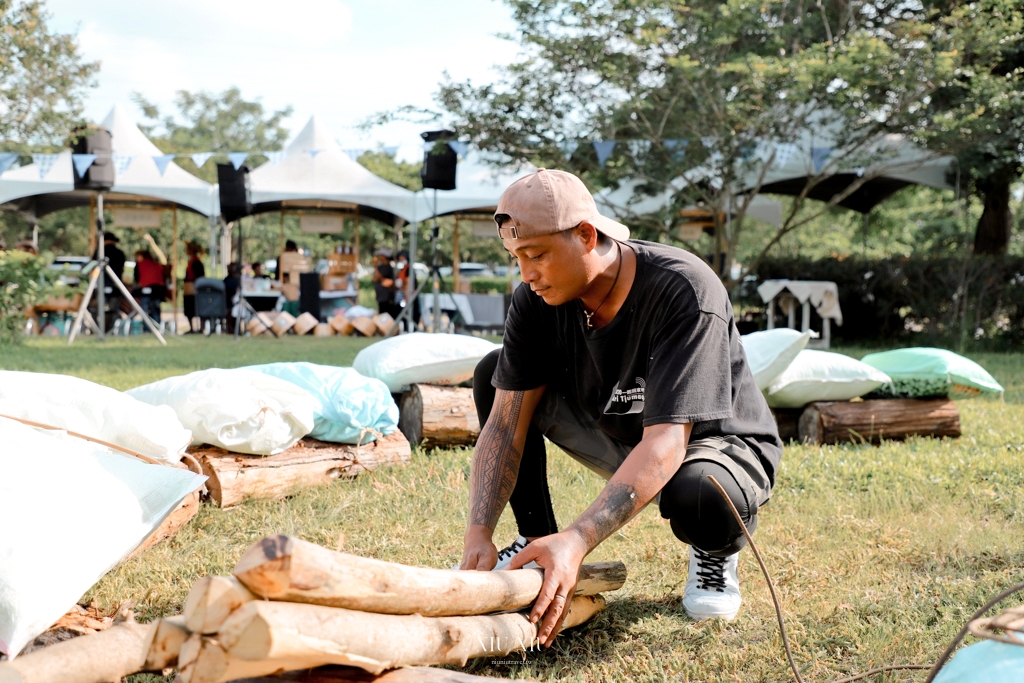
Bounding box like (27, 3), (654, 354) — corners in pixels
(2, 338), (1023, 682)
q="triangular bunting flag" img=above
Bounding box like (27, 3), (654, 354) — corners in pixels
(0, 152), (17, 175)
(559, 140), (579, 161)
(191, 152), (213, 168)
(773, 143), (797, 167)
(306, 149), (322, 158)
(382, 145), (399, 156)
(72, 153), (97, 178)
(265, 151), (286, 165)
(811, 146), (833, 174)
(343, 149), (363, 161)
(448, 141), (469, 158)
(152, 154), (175, 176)
(112, 155), (134, 175)
(228, 152), (249, 170)
(32, 153), (60, 179)
(592, 140), (616, 168)
(664, 139), (689, 160)
(628, 140), (651, 158)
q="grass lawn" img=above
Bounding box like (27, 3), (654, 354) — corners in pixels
(2, 337), (1023, 682)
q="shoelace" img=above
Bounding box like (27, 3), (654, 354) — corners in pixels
(497, 538), (527, 562)
(694, 548), (728, 592)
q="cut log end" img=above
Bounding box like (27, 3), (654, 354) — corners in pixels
(233, 534), (296, 597)
(398, 385), (480, 449)
(185, 576), (258, 634)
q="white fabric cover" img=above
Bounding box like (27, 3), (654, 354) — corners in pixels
(740, 329), (813, 390)
(0, 371), (191, 465)
(127, 369), (316, 455)
(0, 419), (205, 658)
(765, 350), (891, 408)
(353, 333), (500, 393)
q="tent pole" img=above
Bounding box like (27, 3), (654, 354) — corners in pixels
(453, 214), (460, 292)
(407, 218), (418, 330)
(88, 195), (97, 255)
(279, 211), (285, 256)
(96, 192), (106, 341)
(172, 208), (179, 333)
(354, 209), (361, 262)
(208, 214), (219, 276)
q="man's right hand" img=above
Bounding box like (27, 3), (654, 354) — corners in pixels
(460, 524), (498, 570)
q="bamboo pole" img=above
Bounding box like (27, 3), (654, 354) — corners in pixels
(233, 535), (626, 616)
(452, 214), (460, 291)
(172, 208), (179, 330)
(280, 212), (285, 257)
(179, 596), (604, 682)
(184, 576), (257, 634)
(88, 195), (97, 256)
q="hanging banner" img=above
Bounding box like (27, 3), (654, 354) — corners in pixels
(559, 140), (579, 161)
(112, 208), (163, 228)
(191, 152), (213, 168)
(0, 152), (17, 175)
(265, 151), (285, 165)
(228, 152), (249, 170)
(72, 153), (97, 178)
(306, 149), (322, 158)
(664, 139), (688, 160)
(152, 154), (175, 176)
(300, 214), (344, 233)
(593, 140), (616, 167)
(112, 155), (134, 175)
(32, 153), (60, 179)
(628, 140), (651, 158)
(448, 141), (469, 158)
(811, 146), (833, 174)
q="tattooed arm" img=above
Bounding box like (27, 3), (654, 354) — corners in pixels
(461, 386), (547, 571)
(510, 422), (692, 646)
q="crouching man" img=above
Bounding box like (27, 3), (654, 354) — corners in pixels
(459, 169), (781, 646)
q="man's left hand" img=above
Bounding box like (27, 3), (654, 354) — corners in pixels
(507, 529), (588, 647)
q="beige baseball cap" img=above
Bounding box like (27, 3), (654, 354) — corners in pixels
(494, 169), (630, 241)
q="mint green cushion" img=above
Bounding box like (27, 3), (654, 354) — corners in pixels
(861, 347), (1003, 398)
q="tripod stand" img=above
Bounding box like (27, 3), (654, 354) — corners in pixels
(389, 189), (464, 335)
(67, 257), (167, 345)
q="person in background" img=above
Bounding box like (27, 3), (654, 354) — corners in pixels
(372, 248), (400, 319)
(276, 240), (298, 280)
(394, 249), (419, 331)
(95, 233), (126, 283)
(252, 262), (269, 279)
(133, 249), (165, 324)
(223, 262), (241, 334)
(183, 241), (206, 333)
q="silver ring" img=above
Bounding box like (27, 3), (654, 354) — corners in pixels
(553, 594), (566, 602)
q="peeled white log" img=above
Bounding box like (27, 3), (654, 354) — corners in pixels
(179, 596), (604, 682)
(234, 535), (626, 616)
(185, 576), (257, 634)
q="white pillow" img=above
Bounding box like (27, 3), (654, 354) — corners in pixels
(353, 333), (500, 393)
(766, 350), (891, 409)
(0, 419), (205, 658)
(127, 369), (316, 455)
(741, 329), (813, 390)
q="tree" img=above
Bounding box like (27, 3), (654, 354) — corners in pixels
(134, 88), (292, 183)
(0, 0), (98, 152)
(922, 0), (1024, 255)
(421, 0), (957, 287)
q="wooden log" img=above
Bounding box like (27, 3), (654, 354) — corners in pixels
(798, 398), (961, 445)
(293, 313), (319, 336)
(130, 489), (200, 558)
(398, 385), (479, 449)
(372, 313), (395, 336)
(329, 316), (354, 336)
(313, 323), (334, 337)
(180, 596), (604, 682)
(192, 433), (412, 508)
(0, 622), (149, 683)
(350, 317), (377, 337)
(271, 312), (297, 337)
(770, 408), (802, 443)
(185, 576), (258, 634)
(144, 616), (190, 671)
(233, 535), (625, 616)
(232, 664), (535, 682)
(248, 314), (274, 337)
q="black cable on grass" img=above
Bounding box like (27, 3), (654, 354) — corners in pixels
(706, 475), (931, 683)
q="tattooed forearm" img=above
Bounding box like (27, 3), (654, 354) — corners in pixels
(570, 482), (642, 550)
(469, 390), (526, 529)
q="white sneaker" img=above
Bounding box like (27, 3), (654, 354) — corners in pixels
(683, 546), (741, 621)
(452, 535), (539, 570)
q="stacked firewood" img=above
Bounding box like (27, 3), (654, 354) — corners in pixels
(0, 536), (625, 683)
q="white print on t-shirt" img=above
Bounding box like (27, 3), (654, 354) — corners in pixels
(604, 377), (646, 415)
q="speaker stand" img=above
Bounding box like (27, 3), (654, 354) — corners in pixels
(68, 260), (167, 346)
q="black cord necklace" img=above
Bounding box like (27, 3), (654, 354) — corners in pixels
(581, 242), (622, 330)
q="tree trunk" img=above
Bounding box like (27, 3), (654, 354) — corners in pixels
(398, 385), (480, 449)
(974, 176), (1013, 255)
(192, 433), (411, 508)
(798, 399), (961, 445)
(233, 535), (626, 617)
(178, 596), (604, 682)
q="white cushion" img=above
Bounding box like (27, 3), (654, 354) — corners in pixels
(740, 329), (812, 390)
(766, 350), (891, 409)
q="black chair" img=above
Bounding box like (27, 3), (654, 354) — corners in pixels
(195, 277), (227, 332)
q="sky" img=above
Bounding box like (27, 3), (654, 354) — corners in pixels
(46, 0), (519, 161)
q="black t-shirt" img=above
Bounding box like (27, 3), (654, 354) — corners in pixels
(373, 263), (395, 303)
(493, 240), (782, 482)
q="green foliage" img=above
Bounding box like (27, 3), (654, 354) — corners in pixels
(0, 250), (57, 343)
(133, 88), (292, 184)
(356, 149), (423, 192)
(0, 0), (98, 151)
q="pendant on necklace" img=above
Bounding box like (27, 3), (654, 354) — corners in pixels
(583, 310), (594, 329)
